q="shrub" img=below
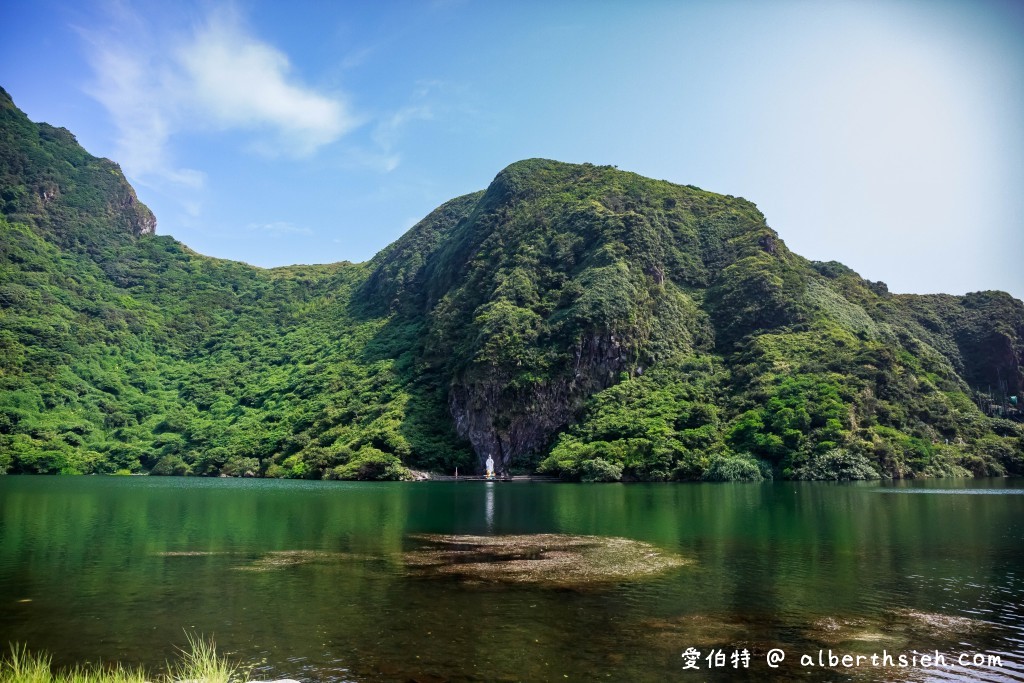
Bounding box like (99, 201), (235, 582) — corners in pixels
(578, 457), (623, 482)
(220, 456), (259, 478)
(331, 447), (409, 481)
(790, 448), (879, 481)
(150, 455), (190, 476)
(702, 453), (771, 482)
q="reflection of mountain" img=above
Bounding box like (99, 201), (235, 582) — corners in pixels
(1, 86), (1021, 480)
(2, 477), (1021, 679)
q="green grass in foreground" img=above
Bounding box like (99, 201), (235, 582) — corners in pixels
(0, 636), (243, 683)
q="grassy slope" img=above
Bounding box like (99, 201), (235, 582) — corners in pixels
(0, 637), (240, 683)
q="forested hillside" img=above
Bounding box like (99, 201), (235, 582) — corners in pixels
(1, 86), (1021, 480)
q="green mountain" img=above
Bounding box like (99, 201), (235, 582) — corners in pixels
(1, 86), (1021, 481)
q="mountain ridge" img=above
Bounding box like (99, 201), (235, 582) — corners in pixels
(1, 88), (1021, 480)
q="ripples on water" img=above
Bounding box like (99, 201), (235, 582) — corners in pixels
(0, 476), (1022, 682)
(879, 490), (1024, 495)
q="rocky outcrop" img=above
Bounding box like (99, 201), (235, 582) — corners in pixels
(0, 86), (156, 244)
(450, 333), (633, 475)
(117, 186), (157, 236)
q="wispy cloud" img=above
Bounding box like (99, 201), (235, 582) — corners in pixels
(365, 80), (451, 171)
(79, 4), (204, 188)
(246, 221), (314, 237)
(372, 105), (433, 153)
(79, 4), (356, 189)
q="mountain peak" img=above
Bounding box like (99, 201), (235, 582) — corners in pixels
(0, 87), (155, 246)
(0, 85), (1020, 482)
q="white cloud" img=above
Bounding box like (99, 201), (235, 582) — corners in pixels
(79, 9), (204, 188)
(80, 4), (356, 189)
(179, 9), (356, 156)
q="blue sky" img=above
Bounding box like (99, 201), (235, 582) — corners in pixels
(1, 0), (1021, 298)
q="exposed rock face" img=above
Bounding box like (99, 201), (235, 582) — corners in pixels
(118, 186), (157, 236)
(957, 323), (1024, 398)
(897, 290), (1024, 399)
(450, 333), (632, 475)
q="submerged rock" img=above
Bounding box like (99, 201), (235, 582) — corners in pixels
(808, 616), (905, 647)
(235, 550), (376, 571)
(804, 608), (988, 650)
(155, 551), (231, 557)
(158, 549), (384, 571)
(644, 608), (989, 667)
(403, 533), (688, 587)
(886, 608), (985, 636)
(642, 613), (775, 652)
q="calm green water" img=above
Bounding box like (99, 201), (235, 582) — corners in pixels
(1, 477), (1022, 683)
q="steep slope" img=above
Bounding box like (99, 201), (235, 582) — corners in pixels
(1, 89), (1021, 480)
(0, 87), (154, 248)
(365, 160), (769, 473)
(0, 89), (469, 478)
(363, 159), (1024, 478)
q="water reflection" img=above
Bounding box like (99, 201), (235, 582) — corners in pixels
(879, 489), (1024, 495)
(0, 476), (1021, 682)
(485, 480), (495, 531)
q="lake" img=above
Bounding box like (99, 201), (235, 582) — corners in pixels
(1, 476), (1022, 682)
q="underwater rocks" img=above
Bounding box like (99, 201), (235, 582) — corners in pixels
(403, 533), (688, 587)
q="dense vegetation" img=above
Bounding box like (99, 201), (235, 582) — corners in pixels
(1, 86), (1021, 480)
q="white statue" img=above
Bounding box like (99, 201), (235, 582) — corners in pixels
(485, 455), (494, 478)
